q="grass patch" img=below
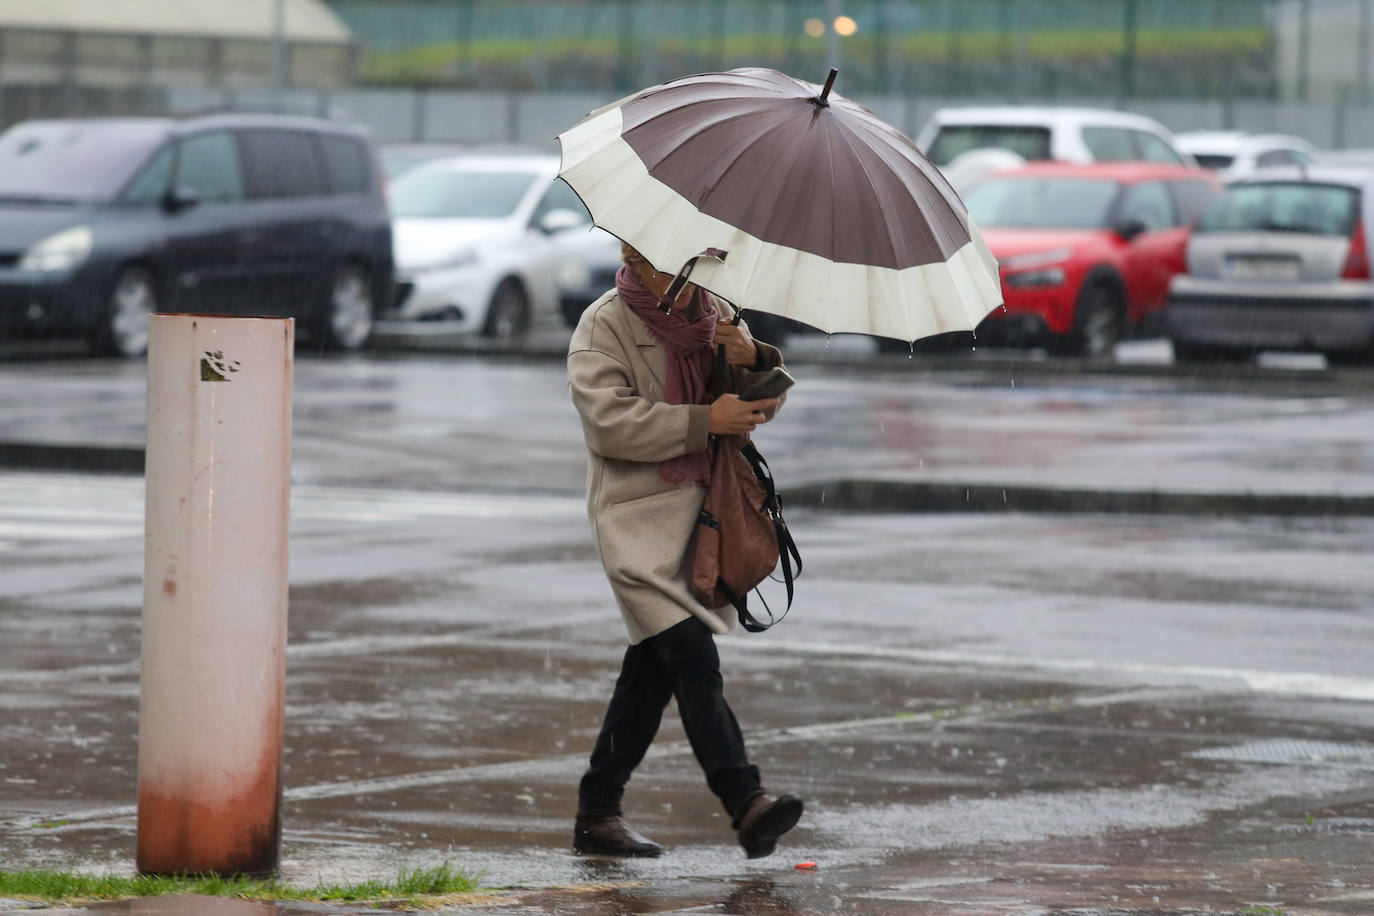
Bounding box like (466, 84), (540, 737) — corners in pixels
(0, 861), (480, 907)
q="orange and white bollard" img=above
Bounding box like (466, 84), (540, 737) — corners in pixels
(137, 314), (294, 877)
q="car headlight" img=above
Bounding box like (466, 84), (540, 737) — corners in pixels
(555, 258), (591, 291)
(1004, 266), (1066, 288)
(19, 225), (93, 272)
(413, 248), (480, 273)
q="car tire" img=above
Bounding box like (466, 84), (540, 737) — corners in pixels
(1067, 281), (1124, 359)
(483, 278), (530, 339)
(320, 264), (375, 351)
(93, 266), (156, 358)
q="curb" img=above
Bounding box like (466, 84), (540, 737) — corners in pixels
(783, 479), (1374, 517)
(3, 441), (1372, 517)
(0, 442), (144, 475)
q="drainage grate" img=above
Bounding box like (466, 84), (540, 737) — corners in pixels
(1189, 739), (1374, 768)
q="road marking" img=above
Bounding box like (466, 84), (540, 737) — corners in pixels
(0, 473), (583, 548)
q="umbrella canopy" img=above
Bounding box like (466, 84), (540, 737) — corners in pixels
(557, 67), (1002, 343)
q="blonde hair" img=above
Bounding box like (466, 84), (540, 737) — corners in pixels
(620, 242), (650, 269)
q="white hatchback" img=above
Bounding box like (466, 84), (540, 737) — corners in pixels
(1174, 130), (1316, 182)
(386, 152), (620, 338)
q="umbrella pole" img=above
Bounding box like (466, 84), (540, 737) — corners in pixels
(656, 248), (729, 313)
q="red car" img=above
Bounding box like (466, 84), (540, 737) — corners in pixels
(963, 162), (1222, 356)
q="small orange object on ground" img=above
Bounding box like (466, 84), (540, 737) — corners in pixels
(795, 861), (818, 870)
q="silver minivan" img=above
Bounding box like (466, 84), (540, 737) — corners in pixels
(1165, 167), (1374, 362)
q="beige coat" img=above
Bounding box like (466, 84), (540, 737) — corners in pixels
(568, 290), (786, 644)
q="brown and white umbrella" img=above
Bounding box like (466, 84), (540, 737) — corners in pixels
(557, 67), (1002, 343)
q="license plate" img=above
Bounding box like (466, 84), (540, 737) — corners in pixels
(1226, 255), (1301, 281)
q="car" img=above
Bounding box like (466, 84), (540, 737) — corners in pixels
(384, 152), (620, 337)
(1174, 131), (1317, 182)
(0, 113), (392, 357)
(916, 106), (1195, 174)
(1164, 166), (1374, 363)
(961, 161), (1222, 356)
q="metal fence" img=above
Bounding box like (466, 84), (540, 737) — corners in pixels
(327, 0), (1282, 100)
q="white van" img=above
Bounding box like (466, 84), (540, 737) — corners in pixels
(917, 106), (1194, 185)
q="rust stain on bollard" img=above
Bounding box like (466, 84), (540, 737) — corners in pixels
(136, 738), (282, 877)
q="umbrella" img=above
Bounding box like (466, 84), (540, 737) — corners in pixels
(556, 67), (1002, 344)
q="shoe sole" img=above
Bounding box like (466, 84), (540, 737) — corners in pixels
(572, 842), (663, 858)
(742, 795), (804, 859)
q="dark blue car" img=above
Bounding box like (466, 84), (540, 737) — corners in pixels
(0, 113), (393, 356)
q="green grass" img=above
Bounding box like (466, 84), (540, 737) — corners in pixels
(0, 861), (480, 907)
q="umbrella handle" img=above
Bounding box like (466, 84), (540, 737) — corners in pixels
(657, 248), (729, 313)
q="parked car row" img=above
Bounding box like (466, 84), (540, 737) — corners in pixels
(915, 106), (1374, 363)
(0, 113), (620, 359)
(0, 104), (1369, 365)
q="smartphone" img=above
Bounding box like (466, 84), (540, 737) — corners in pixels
(737, 366), (795, 401)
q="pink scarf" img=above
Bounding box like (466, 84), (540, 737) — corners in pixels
(616, 264), (717, 484)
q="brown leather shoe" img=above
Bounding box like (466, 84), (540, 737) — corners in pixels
(735, 793), (803, 859)
(572, 815), (663, 858)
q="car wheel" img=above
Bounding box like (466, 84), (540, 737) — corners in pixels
(1069, 282), (1123, 359)
(483, 278), (530, 339)
(320, 264), (374, 351)
(95, 266), (156, 358)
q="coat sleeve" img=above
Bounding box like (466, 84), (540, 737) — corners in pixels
(569, 344), (712, 464)
(729, 325), (788, 422)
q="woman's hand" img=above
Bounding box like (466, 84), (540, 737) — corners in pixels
(715, 319), (758, 367)
(708, 394), (779, 436)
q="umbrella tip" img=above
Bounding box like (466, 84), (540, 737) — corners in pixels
(815, 68), (838, 106)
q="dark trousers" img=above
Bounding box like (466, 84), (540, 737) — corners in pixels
(578, 616), (762, 821)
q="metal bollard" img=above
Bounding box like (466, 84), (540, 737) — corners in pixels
(137, 314), (293, 877)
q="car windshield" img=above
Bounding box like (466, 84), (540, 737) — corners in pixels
(390, 167), (538, 219)
(963, 176), (1121, 229)
(1191, 153), (1236, 170)
(926, 125), (1052, 166)
(1197, 182), (1360, 236)
(0, 120), (167, 202)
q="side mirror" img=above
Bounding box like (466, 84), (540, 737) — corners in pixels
(162, 185), (201, 214)
(1115, 217), (1148, 241)
(537, 208), (584, 234)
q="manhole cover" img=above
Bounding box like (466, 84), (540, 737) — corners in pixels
(1189, 739), (1374, 767)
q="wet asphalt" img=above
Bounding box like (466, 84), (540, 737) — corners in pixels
(1, 332), (1373, 915)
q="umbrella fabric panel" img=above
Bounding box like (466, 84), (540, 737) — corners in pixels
(618, 68), (972, 272)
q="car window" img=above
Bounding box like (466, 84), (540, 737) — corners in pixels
(1081, 127), (1135, 161)
(963, 176), (1120, 229)
(1191, 153), (1235, 171)
(532, 178), (591, 226)
(389, 167), (538, 219)
(1116, 181), (1177, 230)
(175, 131), (244, 203)
(0, 120), (166, 201)
(121, 144), (174, 205)
(238, 130), (325, 199)
(1169, 178), (1222, 225)
(319, 135), (371, 195)
(1132, 130), (1185, 164)
(925, 125), (1051, 166)
(1198, 182), (1360, 236)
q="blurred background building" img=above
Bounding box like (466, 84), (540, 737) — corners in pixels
(3, 0), (1374, 148)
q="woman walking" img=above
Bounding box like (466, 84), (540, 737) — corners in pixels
(566, 244), (803, 859)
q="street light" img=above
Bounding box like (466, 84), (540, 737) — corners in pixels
(833, 15), (858, 37)
(804, 18), (826, 38)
